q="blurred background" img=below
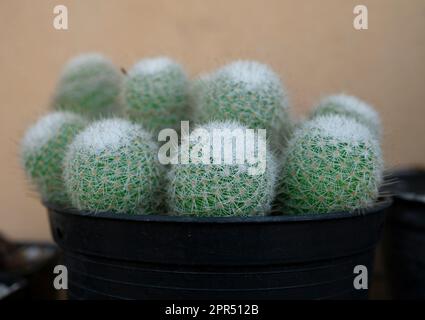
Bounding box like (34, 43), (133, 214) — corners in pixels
(0, 0), (424, 241)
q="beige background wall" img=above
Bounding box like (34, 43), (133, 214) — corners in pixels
(0, 0), (424, 240)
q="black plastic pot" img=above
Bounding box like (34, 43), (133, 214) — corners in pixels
(0, 274), (28, 300)
(14, 242), (61, 299)
(1, 241), (61, 299)
(383, 169), (425, 299)
(46, 199), (391, 300)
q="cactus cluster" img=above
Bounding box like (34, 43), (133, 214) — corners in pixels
(52, 53), (123, 119)
(123, 57), (190, 132)
(20, 111), (87, 204)
(277, 115), (383, 214)
(20, 52), (385, 217)
(63, 118), (163, 215)
(167, 121), (277, 217)
(193, 60), (292, 148)
(310, 94), (381, 139)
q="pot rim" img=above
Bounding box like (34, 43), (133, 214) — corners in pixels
(387, 167), (425, 204)
(44, 196), (392, 224)
(387, 167), (425, 178)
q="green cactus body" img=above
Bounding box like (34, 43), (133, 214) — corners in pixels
(63, 118), (163, 214)
(188, 73), (210, 117)
(123, 57), (190, 132)
(168, 121), (277, 217)
(194, 60), (292, 148)
(310, 94), (381, 139)
(21, 112), (87, 205)
(277, 115), (383, 215)
(52, 53), (123, 119)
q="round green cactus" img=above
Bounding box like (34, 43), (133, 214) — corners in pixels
(188, 73), (210, 115)
(52, 53), (123, 119)
(277, 115), (383, 215)
(123, 56), (190, 132)
(63, 118), (163, 214)
(20, 111), (87, 204)
(310, 94), (381, 138)
(193, 60), (292, 148)
(167, 121), (278, 217)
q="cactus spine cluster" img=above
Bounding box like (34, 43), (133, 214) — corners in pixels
(123, 57), (190, 132)
(277, 115), (383, 214)
(52, 53), (123, 118)
(167, 121), (278, 217)
(20, 111), (87, 204)
(63, 118), (163, 214)
(193, 60), (292, 148)
(310, 94), (381, 139)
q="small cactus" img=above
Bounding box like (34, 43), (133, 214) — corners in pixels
(310, 94), (381, 139)
(63, 118), (163, 214)
(123, 56), (190, 132)
(52, 53), (123, 118)
(20, 111), (87, 204)
(167, 121), (278, 217)
(193, 60), (292, 148)
(277, 115), (383, 215)
(188, 73), (210, 115)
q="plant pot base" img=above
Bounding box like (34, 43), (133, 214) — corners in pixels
(47, 198), (391, 300)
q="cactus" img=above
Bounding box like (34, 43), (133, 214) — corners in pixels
(167, 121), (278, 217)
(123, 56), (190, 132)
(193, 60), (292, 148)
(310, 94), (381, 138)
(277, 115), (383, 215)
(20, 111), (87, 205)
(188, 73), (210, 116)
(63, 118), (163, 214)
(52, 53), (123, 118)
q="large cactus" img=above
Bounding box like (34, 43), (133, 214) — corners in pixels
(63, 118), (163, 214)
(277, 115), (383, 214)
(123, 56), (190, 132)
(20, 111), (87, 204)
(167, 120), (278, 217)
(52, 53), (123, 118)
(310, 94), (381, 139)
(193, 60), (292, 149)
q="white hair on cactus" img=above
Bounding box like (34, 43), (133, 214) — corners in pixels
(307, 115), (375, 143)
(63, 117), (163, 214)
(193, 120), (257, 170)
(130, 56), (180, 76)
(193, 60), (292, 152)
(21, 111), (84, 153)
(61, 53), (109, 74)
(312, 94), (381, 138)
(20, 111), (87, 204)
(277, 114), (383, 215)
(70, 118), (154, 154)
(123, 56), (190, 132)
(321, 94), (379, 122)
(167, 120), (278, 217)
(52, 53), (123, 119)
(218, 60), (282, 89)
(201, 119), (247, 134)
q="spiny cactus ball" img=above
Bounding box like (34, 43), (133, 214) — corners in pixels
(193, 60), (292, 147)
(310, 94), (381, 138)
(277, 115), (383, 215)
(52, 53), (123, 118)
(63, 118), (163, 214)
(188, 73), (211, 115)
(167, 121), (278, 217)
(123, 56), (190, 132)
(20, 111), (87, 204)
